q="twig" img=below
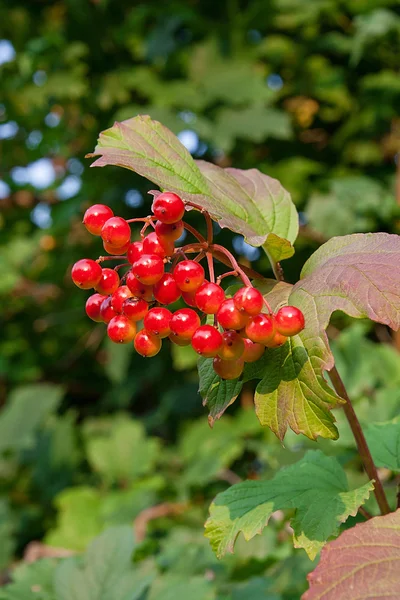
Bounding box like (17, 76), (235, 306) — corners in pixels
(358, 506), (373, 520)
(133, 502), (187, 542)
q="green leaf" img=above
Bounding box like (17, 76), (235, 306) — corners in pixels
(53, 526), (154, 600)
(205, 450), (374, 560)
(0, 559), (57, 600)
(198, 358), (243, 426)
(103, 338), (133, 384)
(365, 420), (400, 472)
(88, 115), (298, 257)
(83, 415), (159, 485)
(0, 500), (16, 570)
(0, 384), (64, 453)
(148, 575), (215, 600)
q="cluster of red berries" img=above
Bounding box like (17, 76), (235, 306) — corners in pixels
(71, 192), (305, 379)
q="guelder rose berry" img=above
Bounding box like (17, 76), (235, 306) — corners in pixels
(195, 282), (225, 314)
(95, 268), (120, 295)
(170, 308), (200, 341)
(85, 293), (107, 322)
(153, 273), (181, 304)
(245, 314), (275, 344)
(101, 217), (131, 247)
(71, 259), (102, 289)
(103, 240), (131, 255)
(126, 272), (154, 301)
(265, 331), (288, 348)
(83, 204), (114, 236)
(155, 219), (184, 242)
(107, 315), (136, 344)
(242, 339), (265, 363)
(181, 290), (197, 307)
(216, 299), (248, 331)
(233, 286), (264, 316)
(132, 254), (164, 285)
(134, 330), (162, 357)
(173, 260), (205, 292)
(100, 296), (118, 323)
(111, 285), (132, 313)
(213, 356), (244, 380)
(144, 307), (172, 338)
(275, 306), (305, 336)
(152, 192), (185, 224)
(191, 325), (223, 358)
(127, 241), (144, 264)
(122, 297), (149, 321)
(143, 232), (174, 258)
(169, 333), (191, 346)
(218, 331), (245, 360)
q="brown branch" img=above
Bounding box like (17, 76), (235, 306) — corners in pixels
(133, 502), (187, 542)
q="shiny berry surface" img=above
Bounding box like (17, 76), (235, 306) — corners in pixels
(134, 330), (162, 357)
(173, 260), (205, 292)
(216, 299), (249, 331)
(126, 272), (154, 301)
(95, 268), (120, 295)
(233, 286), (264, 316)
(85, 293), (107, 322)
(100, 296), (118, 323)
(245, 314), (275, 344)
(170, 308), (200, 341)
(103, 240), (131, 255)
(275, 306), (305, 336)
(195, 282), (225, 314)
(213, 357), (244, 380)
(101, 217), (131, 247)
(122, 297), (149, 321)
(218, 331), (245, 360)
(132, 254), (164, 285)
(107, 315), (136, 344)
(191, 325), (223, 358)
(155, 220), (184, 242)
(144, 307), (172, 338)
(242, 339), (265, 363)
(153, 273), (181, 305)
(83, 204), (114, 236)
(152, 192), (185, 224)
(181, 290), (197, 307)
(127, 241), (144, 264)
(143, 232), (174, 258)
(71, 259), (102, 289)
(111, 285), (132, 313)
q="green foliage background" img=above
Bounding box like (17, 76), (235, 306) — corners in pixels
(1, 1), (400, 597)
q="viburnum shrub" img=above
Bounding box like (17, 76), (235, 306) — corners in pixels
(71, 116), (400, 598)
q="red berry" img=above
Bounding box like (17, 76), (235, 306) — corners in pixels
(127, 241), (144, 264)
(213, 357), (244, 380)
(144, 307), (172, 338)
(95, 268), (120, 295)
(85, 293), (107, 322)
(216, 299), (249, 331)
(132, 254), (164, 285)
(170, 308), (201, 341)
(107, 315), (136, 344)
(111, 285), (132, 313)
(169, 333), (191, 346)
(182, 290), (197, 307)
(126, 272), (153, 301)
(122, 297), (149, 321)
(173, 260), (205, 292)
(245, 314), (275, 344)
(143, 232), (174, 258)
(134, 330), (162, 357)
(100, 296), (118, 323)
(195, 282), (225, 314)
(233, 287), (264, 316)
(242, 339), (265, 363)
(152, 192), (185, 224)
(275, 306), (305, 336)
(218, 331), (245, 360)
(153, 273), (181, 305)
(265, 331), (288, 348)
(155, 220), (184, 242)
(83, 204), (114, 236)
(101, 217), (131, 247)
(71, 259), (102, 289)
(103, 240), (130, 255)
(191, 325), (223, 358)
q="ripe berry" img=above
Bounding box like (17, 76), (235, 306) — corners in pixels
(233, 287), (264, 316)
(83, 204), (114, 236)
(242, 339), (265, 363)
(218, 331), (245, 360)
(155, 220), (184, 242)
(216, 299), (249, 331)
(153, 273), (181, 305)
(213, 357), (244, 380)
(111, 285), (132, 313)
(122, 297), (149, 321)
(173, 260), (205, 292)
(127, 241), (144, 264)
(265, 331), (288, 348)
(191, 325), (223, 358)
(95, 268), (120, 295)
(134, 330), (162, 357)
(126, 272), (153, 301)
(101, 217), (131, 247)
(71, 259), (102, 289)
(107, 315), (136, 344)
(169, 333), (191, 346)
(245, 314), (275, 344)
(85, 293), (107, 322)
(143, 232), (174, 258)
(182, 290), (197, 307)
(100, 296), (118, 323)
(152, 192), (185, 224)
(103, 240), (131, 255)
(195, 282), (225, 314)
(132, 254), (164, 285)
(170, 308), (200, 341)
(275, 306), (305, 336)
(144, 307), (172, 338)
